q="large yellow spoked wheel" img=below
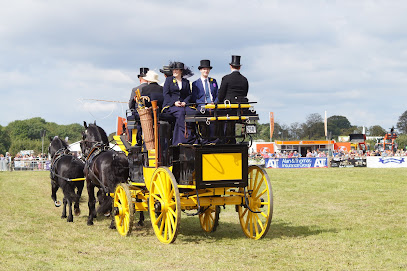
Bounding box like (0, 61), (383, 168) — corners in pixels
(149, 167), (181, 244)
(199, 205), (220, 233)
(238, 165), (273, 240)
(113, 183), (134, 236)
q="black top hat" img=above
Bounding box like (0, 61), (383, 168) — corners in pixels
(198, 59), (212, 70)
(229, 55), (241, 67)
(159, 65), (172, 76)
(170, 62), (185, 70)
(137, 67), (149, 78)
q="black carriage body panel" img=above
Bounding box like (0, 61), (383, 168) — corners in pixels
(128, 146), (146, 183)
(171, 144), (248, 189)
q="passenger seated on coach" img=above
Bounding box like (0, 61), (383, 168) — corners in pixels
(162, 62), (196, 145)
(191, 59), (219, 144)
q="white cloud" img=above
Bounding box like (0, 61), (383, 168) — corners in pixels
(1, 0), (407, 134)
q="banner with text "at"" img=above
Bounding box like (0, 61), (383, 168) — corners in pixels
(265, 158), (328, 168)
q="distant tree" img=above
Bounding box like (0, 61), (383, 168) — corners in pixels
(327, 115), (351, 138)
(0, 125), (11, 154)
(301, 113), (325, 139)
(396, 134), (407, 150)
(397, 110), (407, 134)
(368, 125), (386, 136)
(289, 122), (301, 140)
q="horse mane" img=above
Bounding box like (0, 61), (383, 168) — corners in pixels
(54, 136), (69, 149)
(88, 123), (109, 145)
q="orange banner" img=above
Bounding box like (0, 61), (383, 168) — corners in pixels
(117, 116), (127, 136)
(269, 112), (274, 141)
(256, 143), (274, 155)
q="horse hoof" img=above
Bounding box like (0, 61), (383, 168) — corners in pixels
(104, 212), (111, 217)
(74, 209), (81, 216)
(87, 221), (94, 226)
(55, 201), (62, 207)
(68, 217), (73, 222)
(61, 215), (67, 219)
(109, 224), (116, 230)
(137, 221), (144, 227)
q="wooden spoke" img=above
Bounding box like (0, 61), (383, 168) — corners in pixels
(237, 166), (273, 240)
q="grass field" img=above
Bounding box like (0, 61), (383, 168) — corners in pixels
(1, 168), (406, 270)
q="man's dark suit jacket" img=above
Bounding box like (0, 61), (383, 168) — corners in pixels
(129, 82), (148, 109)
(217, 71), (249, 103)
(162, 76), (191, 108)
(191, 77), (218, 104)
(142, 82), (164, 109)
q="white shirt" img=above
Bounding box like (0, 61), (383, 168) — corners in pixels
(200, 76), (213, 102)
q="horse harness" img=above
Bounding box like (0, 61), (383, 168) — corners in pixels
(84, 144), (110, 192)
(50, 148), (85, 183)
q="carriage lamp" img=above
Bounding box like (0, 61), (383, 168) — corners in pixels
(245, 124), (257, 134)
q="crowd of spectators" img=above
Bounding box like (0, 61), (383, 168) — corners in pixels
(250, 148), (407, 161)
(1, 152), (50, 171)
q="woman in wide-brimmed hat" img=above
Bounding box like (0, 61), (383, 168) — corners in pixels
(162, 61), (196, 145)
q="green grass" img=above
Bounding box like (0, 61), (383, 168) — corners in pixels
(0, 168), (406, 270)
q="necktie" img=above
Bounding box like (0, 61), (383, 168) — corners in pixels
(204, 79), (211, 103)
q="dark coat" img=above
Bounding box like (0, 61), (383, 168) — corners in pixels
(129, 82), (148, 109)
(162, 76), (191, 108)
(191, 77), (218, 104)
(217, 71), (249, 103)
(142, 82), (164, 109)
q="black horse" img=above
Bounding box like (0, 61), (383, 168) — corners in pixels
(49, 136), (85, 222)
(80, 121), (132, 228)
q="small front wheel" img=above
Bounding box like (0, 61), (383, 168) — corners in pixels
(238, 166), (273, 240)
(113, 183), (134, 236)
(149, 167), (181, 244)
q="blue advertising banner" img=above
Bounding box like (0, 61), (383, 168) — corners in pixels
(265, 158), (328, 168)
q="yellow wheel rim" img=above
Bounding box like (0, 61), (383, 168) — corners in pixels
(113, 183), (134, 236)
(238, 165), (273, 240)
(199, 205), (220, 233)
(149, 167), (180, 244)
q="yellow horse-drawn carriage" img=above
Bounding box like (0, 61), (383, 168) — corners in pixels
(113, 101), (273, 243)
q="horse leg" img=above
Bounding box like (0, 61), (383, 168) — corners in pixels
(74, 181), (84, 216)
(137, 211), (144, 226)
(67, 197), (74, 222)
(51, 180), (61, 207)
(109, 209), (116, 229)
(87, 182), (97, 226)
(61, 197), (67, 219)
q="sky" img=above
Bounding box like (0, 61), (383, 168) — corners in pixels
(1, 0), (407, 135)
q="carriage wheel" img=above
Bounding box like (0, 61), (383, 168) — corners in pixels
(149, 167), (181, 244)
(199, 205), (220, 233)
(113, 183), (134, 236)
(238, 165), (273, 240)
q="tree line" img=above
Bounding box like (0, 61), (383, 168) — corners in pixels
(2, 110), (407, 155)
(0, 117), (83, 155)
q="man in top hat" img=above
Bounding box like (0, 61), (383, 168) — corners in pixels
(192, 59), (219, 143)
(128, 67), (149, 145)
(192, 60), (218, 105)
(217, 55), (249, 143)
(129, 67), (149, 110)
(217, 55), (248, 103)
(142, 70), (164, 109)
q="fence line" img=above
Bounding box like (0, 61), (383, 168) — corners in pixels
(12, 158), (51, 171)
